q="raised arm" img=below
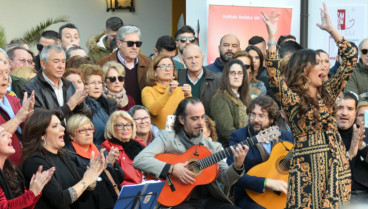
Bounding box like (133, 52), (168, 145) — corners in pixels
(317, 3), (358, 98)
(261, 10), (300, 108)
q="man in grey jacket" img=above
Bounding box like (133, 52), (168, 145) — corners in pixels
(178, 45), (220, 115)
(134, 97), (248, 208)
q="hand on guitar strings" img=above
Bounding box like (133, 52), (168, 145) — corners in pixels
(230, 144), (249, 169)
(171, 161), (196, 185)
(265, 179), (288, 195)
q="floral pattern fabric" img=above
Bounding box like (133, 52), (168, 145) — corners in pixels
(266, 40), (358, 209)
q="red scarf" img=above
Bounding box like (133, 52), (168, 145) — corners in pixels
(71, 141), (100, 159)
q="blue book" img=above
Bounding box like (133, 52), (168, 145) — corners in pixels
(114, 180), (165, 209)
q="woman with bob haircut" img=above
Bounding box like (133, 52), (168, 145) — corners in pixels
(21, 110), (105, 209)
(142, 54), (191, 129)
(82, 64), (117, 145)
(102, 61), (135, 111)
(101, 111), (146, 186)
(210, 59), (249, 147)
(65, 114), (123, 209)
(263, 4), (358, 208)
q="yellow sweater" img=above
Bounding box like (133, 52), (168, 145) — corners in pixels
(141, 82), (191, 129)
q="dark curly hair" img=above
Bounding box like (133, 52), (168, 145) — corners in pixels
(285, 49), (335, 128)
(173, 97), (202, 134)
(247, 96), (280, 125)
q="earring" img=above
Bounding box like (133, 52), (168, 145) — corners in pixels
(41, 137), (47, 146)
(303, 78), (311, 89)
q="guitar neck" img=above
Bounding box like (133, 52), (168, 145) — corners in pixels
(196, 136), (259, 170)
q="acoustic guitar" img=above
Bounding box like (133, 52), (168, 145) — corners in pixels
(147, 126), (281, 207)
(246, 141), (294, 209)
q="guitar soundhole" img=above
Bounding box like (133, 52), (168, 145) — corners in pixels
(277, 158), (289, 173)
(188, 161), (201, 174)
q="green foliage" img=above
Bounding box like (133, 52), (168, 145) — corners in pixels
(0, 26), (6, 49)
(23, 16), (69, 44)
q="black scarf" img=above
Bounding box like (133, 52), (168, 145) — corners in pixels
(110, 137), (145, 160)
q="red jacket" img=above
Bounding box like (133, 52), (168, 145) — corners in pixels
(0, 95), (22, 165)
(101, 138), (146, 186)
(0, 186), (40, 209)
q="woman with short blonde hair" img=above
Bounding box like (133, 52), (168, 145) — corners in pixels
(102, 111), (145, 186)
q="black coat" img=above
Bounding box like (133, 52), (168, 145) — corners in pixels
(22, 151), (94, 209)
(65, 143), (124, 209)
(22, 71), (92, 121)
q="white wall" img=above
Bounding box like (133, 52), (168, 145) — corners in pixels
(0, 0), (172, 55)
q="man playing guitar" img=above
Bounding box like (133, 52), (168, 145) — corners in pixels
(227, 96), (294, 209)
(134, 97), (249, 208)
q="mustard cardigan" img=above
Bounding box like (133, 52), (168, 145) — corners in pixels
(141, 82), (191, 129)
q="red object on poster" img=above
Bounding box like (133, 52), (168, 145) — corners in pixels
(337, 9), (346, 30)
(207, 5), (292, 64)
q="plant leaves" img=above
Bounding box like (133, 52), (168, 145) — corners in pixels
(23, 16), (70, 44)
(0, 25), (6, 49)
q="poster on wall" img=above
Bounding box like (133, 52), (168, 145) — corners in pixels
(326, 5), (366, 64)
(207, 5), (292, 64)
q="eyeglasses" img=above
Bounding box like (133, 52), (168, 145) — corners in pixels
(121, 41), (143, 47)
(107, 76), (124, 83)
(179, 36), (196, 43)
(156, 64), (175, 70)
(76, 127), (95, 134)
(229, 71), (243, 76)
(114, 123), (133, 130)
(134, 116), (150, 123)
(37, 43), (44, 51)
(361, 49), (368, 55)
(12, 58), (33, 65)
(244, 65), (251, 70)
(86, 81), (103, 86)
(249, 113), (267, 121)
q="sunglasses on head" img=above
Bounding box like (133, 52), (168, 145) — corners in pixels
(121, 41), (143, 47)
(107, 76), (125, 83)
(361, 49), (368, 55)
(179, 36), (196, 43)
(37, 43), (43, 51)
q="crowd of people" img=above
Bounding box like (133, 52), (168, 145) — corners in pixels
(0, 2), (368, 209)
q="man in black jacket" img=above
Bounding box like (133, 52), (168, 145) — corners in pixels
(23, 44), (90, 121)
(336, 92), (368, 203)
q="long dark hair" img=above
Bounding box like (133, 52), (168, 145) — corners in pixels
(3, 160), (24, 197)
(173, 97), (202, 134)
(245, 45), (264, 73)
(20, 110), (61, 167)
(285, 49), (335, 127)
(219, 59), (250, 106)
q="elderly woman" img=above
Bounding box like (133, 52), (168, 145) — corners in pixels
(128, 105), (160, 145)
(102, 61), (135, 111)
(0, 49), (34, 165)
(233, 51), (266, 100)
(63, 68), (85, 91)
(82, 64), (117, 145)
(65, 114), (123, 209)
(0, 126), (54, 209)
(211, 59), (249, 147)
(142, 55), (191, 129)
(21, 110), (105, 209)
(101, 111), (146, 186)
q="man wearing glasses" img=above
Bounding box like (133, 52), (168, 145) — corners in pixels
(98, 25), (151, 105)
(227, 96), (294, 209)
(206, 34), (241, 74)
(7, 46), (34, 73)
(173, 25), (196, 68)
(345, 38), (368, 100)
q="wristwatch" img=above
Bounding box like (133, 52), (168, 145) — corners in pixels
(359, 142), (367, 151)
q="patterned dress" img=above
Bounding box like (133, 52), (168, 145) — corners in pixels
(266, 40), (358, 209)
